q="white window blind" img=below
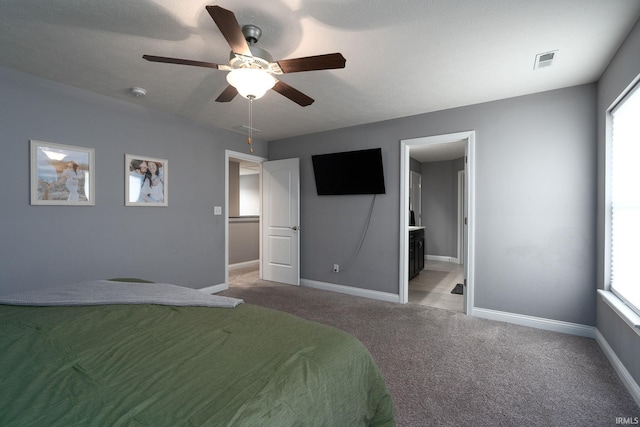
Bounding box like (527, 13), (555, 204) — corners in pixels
(610, 82), (640, 316)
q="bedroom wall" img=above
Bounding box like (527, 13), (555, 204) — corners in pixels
(0, 66), (267, 293)
(596, 18), (640, 389)
(269, 83), (597, 326)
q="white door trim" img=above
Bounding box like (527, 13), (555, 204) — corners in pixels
(225, 150), (267, 289)
(457, 170), (465, 265)
(399, 131), (476, 315)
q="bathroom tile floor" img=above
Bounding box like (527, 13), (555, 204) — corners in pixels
(409, 259), (464, 312)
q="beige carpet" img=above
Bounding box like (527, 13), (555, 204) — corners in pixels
(220, 268), (639, 426)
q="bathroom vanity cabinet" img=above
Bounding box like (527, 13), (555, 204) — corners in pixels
(409, 227), (425, 280)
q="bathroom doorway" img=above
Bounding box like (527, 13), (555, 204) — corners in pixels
(400, 131), (476, 314)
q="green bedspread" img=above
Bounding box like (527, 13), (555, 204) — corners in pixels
(0, 300), (394, 426)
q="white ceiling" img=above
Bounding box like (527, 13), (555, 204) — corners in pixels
(410, 139), (467, 163)
(1, 1), (639, 143)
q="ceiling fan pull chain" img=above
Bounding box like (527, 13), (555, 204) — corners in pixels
(248, 96), (254, 153)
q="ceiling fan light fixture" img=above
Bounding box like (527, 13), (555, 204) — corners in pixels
(144, 6), (345, 107)
(226, 68), (276, 100)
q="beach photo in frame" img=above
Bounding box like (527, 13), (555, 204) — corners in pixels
(30, 140), (95, 206)
(125, 154), (167, 206)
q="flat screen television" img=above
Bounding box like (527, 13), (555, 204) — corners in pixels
(312, 148), (386, 195)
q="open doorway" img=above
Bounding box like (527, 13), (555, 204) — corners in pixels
(400, 132), (476, 315)
(225, 150), (266, 289)
(410, 155), (464, 312)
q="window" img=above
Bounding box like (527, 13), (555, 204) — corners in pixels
(609, 81), (640, 316)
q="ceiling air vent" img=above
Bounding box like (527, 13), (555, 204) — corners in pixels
(534, 50), (558, 70)
(233, 124), (261, 135)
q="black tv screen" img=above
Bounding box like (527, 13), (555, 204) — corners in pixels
(312, 148), (386, 195)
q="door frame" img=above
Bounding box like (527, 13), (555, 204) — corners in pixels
(225, 150), (267, 288)
(399, 131), (476, 314)
(457, 170), (465, 264)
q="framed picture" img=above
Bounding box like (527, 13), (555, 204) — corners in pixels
(125, 154), (167, 206)
(30, 140), (95, 206)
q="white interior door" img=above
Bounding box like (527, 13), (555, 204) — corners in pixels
(261, 158), (300, 286)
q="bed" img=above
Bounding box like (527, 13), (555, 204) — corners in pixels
(0, 280), (394, 426)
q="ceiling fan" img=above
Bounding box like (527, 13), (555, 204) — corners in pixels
(143, 5), (346, 107)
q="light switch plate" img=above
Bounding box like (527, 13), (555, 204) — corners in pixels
(214, 206), (222, 215)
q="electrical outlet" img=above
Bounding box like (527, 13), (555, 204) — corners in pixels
(333, 264), (340, 273)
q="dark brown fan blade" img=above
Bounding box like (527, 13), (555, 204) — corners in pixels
(143, 55), (222, 70)
(206, 5), (251, 56)
(272, 80), (314, 107)
(277, 53), (346, 73)
(215, 85), (238, 102)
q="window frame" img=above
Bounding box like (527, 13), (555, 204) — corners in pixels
(602, 75), (640, 335)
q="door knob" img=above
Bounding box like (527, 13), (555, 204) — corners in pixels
(291, 225), (300, 231)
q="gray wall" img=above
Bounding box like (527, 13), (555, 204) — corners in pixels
(596, 19), (640, 387)
(421, 157), (464, 258)
(228, 161), (240, 217)
(409, 156), (422, 174)
(270, 129), (400, 293)
(239, 174), (260, 216)
(0, 66), (267, 293)
(269, 83), (597, 326)
(228, 218), (259, 264)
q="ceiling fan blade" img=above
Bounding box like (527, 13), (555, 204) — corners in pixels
(277, 53), (346, 73)
(272, 80), (314, 107)
(215, 85), (238, 102)
(143, 55), (222, 70)
(206, 5), (251, 57)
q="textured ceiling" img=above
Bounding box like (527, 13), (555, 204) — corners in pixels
(1, 0), (639, 142)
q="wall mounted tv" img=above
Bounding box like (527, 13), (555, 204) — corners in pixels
(312, 148), (386, 195)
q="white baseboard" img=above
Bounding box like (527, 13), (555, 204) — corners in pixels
(229, 260), (259, 270)
(473, 307), (596, 338)
(426, 255), (460, 264)
(199, 283), (227, 294)
(301, 279), (400, 303)
(596, 329), (640, 408)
